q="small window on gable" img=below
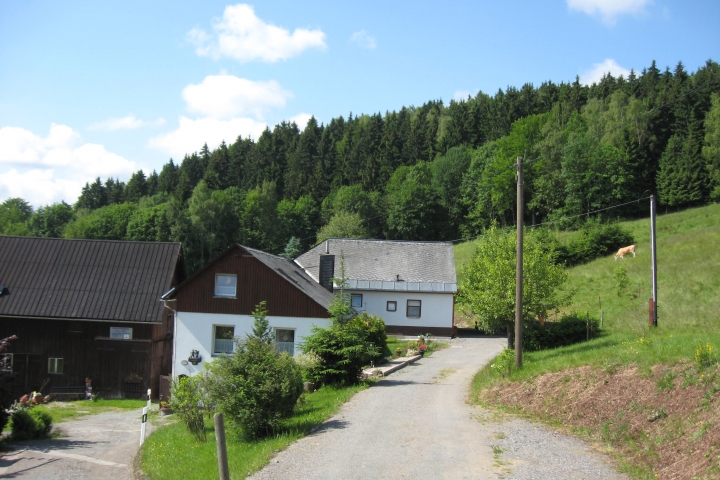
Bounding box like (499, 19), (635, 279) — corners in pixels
(215, 274), (237, 297)
(387, 301), (397, 312)
(351, 294), (363, 308)
(213, 325), (235, 354)
(407, 300), (421, 318)
(48, 357), (64, 374)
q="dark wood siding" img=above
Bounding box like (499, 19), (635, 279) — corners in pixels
(176, 246), (329, 318)
(1, 317), (155, 399)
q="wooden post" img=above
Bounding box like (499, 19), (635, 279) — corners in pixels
(214, 413), (230, 480)
(601, 310), (604, 328)
(586, 311), (590, 341)
(515, 157), (524, 368)
(650, 194), (658, 326)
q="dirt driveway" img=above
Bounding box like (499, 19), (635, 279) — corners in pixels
(0, 408), (150, 479)
(250, 337), (628, 480)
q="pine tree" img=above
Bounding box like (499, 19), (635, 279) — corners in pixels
(125, 170), (148, 203)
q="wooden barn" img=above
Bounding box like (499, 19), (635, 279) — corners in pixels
(0, 236), (184, 399)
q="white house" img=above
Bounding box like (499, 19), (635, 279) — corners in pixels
(162, 244), (334, 377)
(295, 239), (457, 336)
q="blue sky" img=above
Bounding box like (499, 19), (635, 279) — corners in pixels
(1, 0), (718, 207)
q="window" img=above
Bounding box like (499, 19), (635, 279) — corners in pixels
(351, 294), (363, 308)
(213, 325), (235, 354)
(406, 300), (422, 318)
(110, 327), (133, 339)
(0, 353), (12, 373)
(215, 274), (237, 297)
(275, 329), (295, 356)
(386, 301), (397, 312)
(48, 357), (64, 374)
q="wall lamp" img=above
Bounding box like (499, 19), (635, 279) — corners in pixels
(188, 350), (203, 365)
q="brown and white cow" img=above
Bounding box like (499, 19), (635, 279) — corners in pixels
(614, 244), (636, 260)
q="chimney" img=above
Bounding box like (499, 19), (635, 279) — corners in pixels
(319, 254), (335, 293)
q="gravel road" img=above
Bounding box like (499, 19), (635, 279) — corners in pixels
(250, 337), (628, 480)
(0, 407), (151, 479)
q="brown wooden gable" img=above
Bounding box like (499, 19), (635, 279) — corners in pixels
(174, 245), (330, 318)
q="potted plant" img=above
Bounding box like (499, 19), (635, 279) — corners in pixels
(395, 347), (403, 357)
(159, 400), (173, 416)
(418, 344), (427, 357)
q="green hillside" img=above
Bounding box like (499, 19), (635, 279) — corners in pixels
(455, 203), (720, 337)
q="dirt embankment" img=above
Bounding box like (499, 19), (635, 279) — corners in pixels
(478, 363), (720, 479)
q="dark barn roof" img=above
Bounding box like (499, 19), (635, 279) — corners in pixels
(0, 236), (182, 323)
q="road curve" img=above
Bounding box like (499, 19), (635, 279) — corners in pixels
(250, 337), (627, 480)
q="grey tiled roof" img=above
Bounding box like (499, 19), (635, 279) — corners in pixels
(243, 246), (335, 310)
(295, 239), (457, 292)
(0, 236), (182, 323)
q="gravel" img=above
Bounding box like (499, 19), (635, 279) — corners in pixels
(249, 337), (629, 480)
(0, 407), (154, 479)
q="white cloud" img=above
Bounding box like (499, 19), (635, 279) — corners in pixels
(148, 116), (267, 159)
(88, 114), (166, 131)
(567, 0), (652, 25)
(580, 59), (632, 85)
(350, 30), (376, 50)
(188, 3), (326, 63)
(288, 113), (313, 130)
(0, 124), (137, 206)
(182, 75), (292, 120)
(453, 90), (471, 102)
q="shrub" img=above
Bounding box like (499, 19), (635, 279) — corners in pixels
(490, 348), (515, 377)
(555, 221), (635, 266)
(10, 408), (53, 440)
(347, 312), (391, 364)
(302, 322), (380, 386)
(204, 302), (304, 439)
(169, 375), (206, 443)
(294, 351), (321, 382)
(511, 313), (599, 352)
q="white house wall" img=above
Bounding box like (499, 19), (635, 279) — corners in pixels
(173, 312), (332, 377)
(348, 290), (453, 329)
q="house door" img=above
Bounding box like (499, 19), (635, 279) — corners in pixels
(275, 329), (295, 356)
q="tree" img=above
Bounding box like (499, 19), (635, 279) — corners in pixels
(26, 202), (75, 237)
(316, 211), (370, 244)
(0, 198), (32, 235)
(458, 226), (573, 345)
(282, 236), (303, 259)
(125, 170), (148, 203)
(205, 302), (303, 438)
(703, 93), (720, 201)
(76, 178), (108, 210)
(63, 203), (138, 240)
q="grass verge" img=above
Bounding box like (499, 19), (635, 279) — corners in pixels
(140, 383), (368, 480)
(20, 399), (147, 424)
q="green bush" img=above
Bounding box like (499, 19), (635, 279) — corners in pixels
(510, 313), (599, 352)
(302, 321), (381, 386)
(169, 376), (206, 443)
(347, 312), (391, 364)
(10, 408), (53, 440)
(556, 221), (635, 266)
(206, 338), (303, 439)
(204, 302), (304, 439)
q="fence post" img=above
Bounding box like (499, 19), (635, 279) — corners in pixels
(139, 406), (148, 446)
(147, 389), (152, 410)
(586, 311), (589, 341)
(214, 412), (230, 480)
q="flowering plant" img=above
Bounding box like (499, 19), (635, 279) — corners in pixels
(418, 344), (427, 352)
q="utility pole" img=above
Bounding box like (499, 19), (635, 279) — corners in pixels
(650, 194), (658, 326)
(515, 157), (524, 367)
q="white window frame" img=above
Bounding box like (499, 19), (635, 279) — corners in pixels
(406, 299), (422, 318)
(212, 325), (235, 355)
(214, 274), (237, 298)
(275, 328), (295, 356)
(387, 301), (397, 312)
(351, 294), (363, 308)
(48, 357), (64, 375)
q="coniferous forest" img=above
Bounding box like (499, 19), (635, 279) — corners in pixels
(2, 60), (720, 274)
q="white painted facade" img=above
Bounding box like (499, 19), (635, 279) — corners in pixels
(348, 290), (453, 329)
(172, 311), (332, 377)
